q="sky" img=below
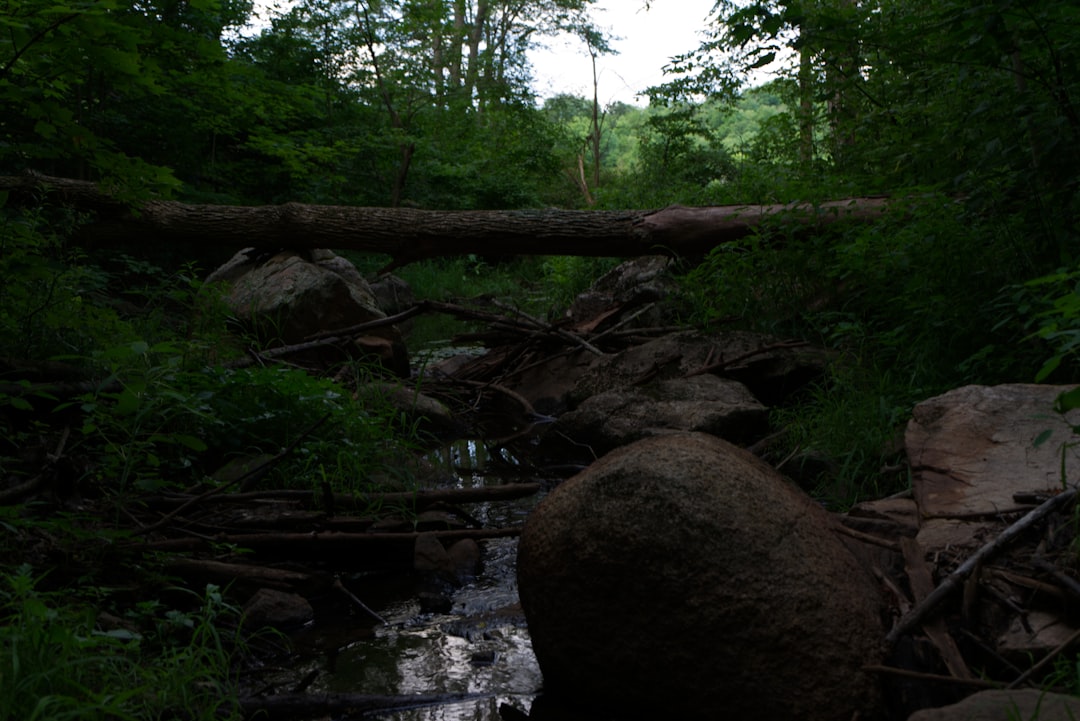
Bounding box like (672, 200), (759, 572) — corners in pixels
(247, 0), (721, 106)
(528, 0), (718, 106)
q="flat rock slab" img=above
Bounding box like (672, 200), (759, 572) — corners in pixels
(915, 517), (1000, 556)
(997, 610), (1080, 659)
(907, 689), (1080, 721)
(906, 384), (1080, 519)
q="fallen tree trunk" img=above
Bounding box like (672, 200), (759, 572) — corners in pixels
(1, 173), (892, 266)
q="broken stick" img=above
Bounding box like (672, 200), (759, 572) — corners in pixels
(884, 487), (1077, 646)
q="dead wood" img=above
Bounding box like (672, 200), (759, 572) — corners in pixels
(831, 521), (901, 552)
(1, 173), (893, 266)
(164, 558), (331, 593)
(863, 665), (1002, 689)
(133, 413), (330, 536)
(991, 567), (1067, 601)
(1031, 557), (1080, 601)
(131, 527), (521, 553)
(885, 488), (1078, 646)
(683, 339), (812, 377)
(490, 299), (605, 356)
(332, 576), (387, 625)
(1007, 627), (1080, 688)
(146, 482), (541, 510)
(237, 691), (494, 720)
(900, 537), (974, 680)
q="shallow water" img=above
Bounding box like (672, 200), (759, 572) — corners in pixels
(328, 537), (541, 720)
(283, 440), (548, 720)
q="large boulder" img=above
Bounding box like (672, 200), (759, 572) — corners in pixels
(206, 248), (408, 374)
(517, 433), (885, 721)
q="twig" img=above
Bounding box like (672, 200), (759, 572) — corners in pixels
(306, 304), (425, 340)
(0, 426), (71, 505)
(333, 576), (387, 625)
(129, 527), (521, 552)
(144, 483), (542, 509)
(862, 665), (1002, 689)
(1031, 558), (1080, 601)
(491, 299), (605, 356)
(1007, 626), (1080, 689)
(901, 536), (974, 680)
(884, 488), (1077, 646)
(683, 339), (811, 377)
(584, 302), (657, 343)
(238, 690), (494, 719)
(132, 413), (331, 536)
(831, 522), (901, 552)
(956, 627), (1025, 676)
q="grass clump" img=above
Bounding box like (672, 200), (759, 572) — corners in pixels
(767, 362), (915, 508)
(0, 566), (242, 721)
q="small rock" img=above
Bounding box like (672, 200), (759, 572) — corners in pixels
(413, 532), (451, 574)
(205, 248), (408, 374)
(369, 273), (415, 317)
(446, 538), (481, 581)
(566, 255), (677, 328)
(242, 588), (313, 631)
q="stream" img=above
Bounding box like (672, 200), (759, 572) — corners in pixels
(271, 439), (552, 720)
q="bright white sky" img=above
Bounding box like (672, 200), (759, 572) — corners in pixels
(529, 0), (718, 106)
(248, 0), (720, 106)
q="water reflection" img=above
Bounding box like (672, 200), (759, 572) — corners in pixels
(325, 537), (541, 720)
(427, 439), (521, 485)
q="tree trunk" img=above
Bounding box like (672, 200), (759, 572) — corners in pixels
(798, 42), (814, 166)
(1, 174), (892, 267)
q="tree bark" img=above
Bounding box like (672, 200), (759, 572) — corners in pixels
(1, 174), (892, 266)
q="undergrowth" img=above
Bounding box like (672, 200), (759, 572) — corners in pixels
(677, 192), (1058, 507)
(0, 204), (431, 721)
(0, 566), (243, 721)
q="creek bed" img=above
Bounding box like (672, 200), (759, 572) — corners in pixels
(324, 536), (540, 720)
(273, 439), (553, 720)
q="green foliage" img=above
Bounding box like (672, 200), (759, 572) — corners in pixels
(61, 349), (426, 496)
(541, 256), (620, 311)
(1030, 386), (1080, 490)
(679, 193), (1048, 493)
(1046, 652), (1080, 698)
(0, 566), (242, 721)
(0, 203), (422, 499)
(0, 203), (127, 362)
(1017, 265), (1080, 383)
(769, 362), (912, 508)
(72, 340), (211, 493)
(194, 363), (425, 493)
(395, 256), (546, 305)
